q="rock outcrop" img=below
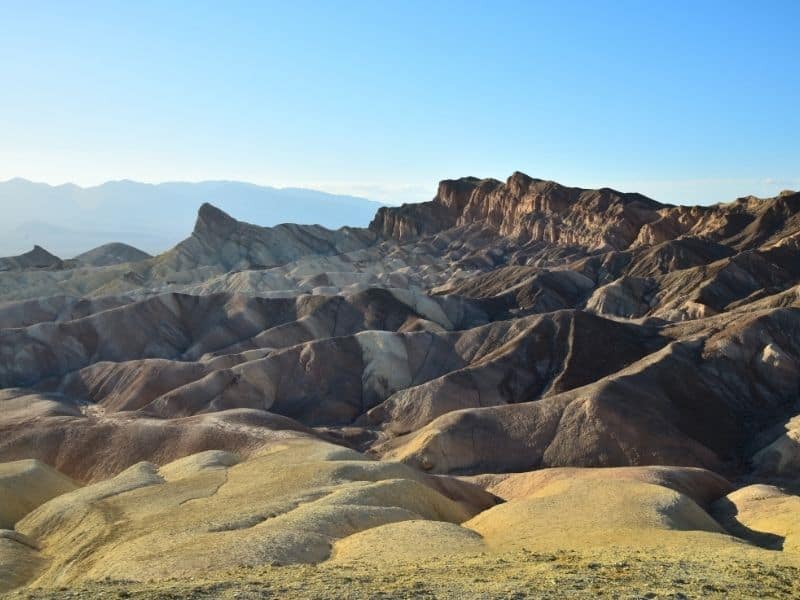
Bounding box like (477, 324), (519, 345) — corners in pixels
(0, 245), (63, 272)
(372, 173), (800, 257)
(371, 173), (666, 250)
(156, 202), (379, 274)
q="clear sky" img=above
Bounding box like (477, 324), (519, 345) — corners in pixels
(1, 0), (798, 205)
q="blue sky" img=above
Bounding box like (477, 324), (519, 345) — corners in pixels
(1, 0), (798, 205)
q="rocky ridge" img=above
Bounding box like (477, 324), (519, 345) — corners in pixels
(0, 245), (63, 272)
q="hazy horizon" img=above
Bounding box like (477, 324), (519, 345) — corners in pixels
(0, 178), (384, 257)
(1, 2), (797, 206)
(3, 171), (798, 208)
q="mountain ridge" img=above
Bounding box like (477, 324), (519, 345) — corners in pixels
(372, 171), (800, 253)
(0, 178), (385, 257)
(4, 171), (800, 595)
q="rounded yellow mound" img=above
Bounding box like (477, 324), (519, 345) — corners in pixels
(0, 459), (78, 528)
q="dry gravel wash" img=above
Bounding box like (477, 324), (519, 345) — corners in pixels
(7, 550), (799, 599)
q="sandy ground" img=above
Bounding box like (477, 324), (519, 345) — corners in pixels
(8, 548), (799, 599)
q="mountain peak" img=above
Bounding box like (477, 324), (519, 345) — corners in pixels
(194, 203), (238, 239)
(26, 245), (60, 261)
(0, 244), (62, 271)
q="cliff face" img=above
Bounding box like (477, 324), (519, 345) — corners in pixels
(369, 200), (454, 242)
(371, 171), (800, 253)
(368, 177), (487, 242)
(371, 172), (667, 250)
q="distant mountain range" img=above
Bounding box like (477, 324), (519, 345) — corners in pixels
(0, 178), (384, 257)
